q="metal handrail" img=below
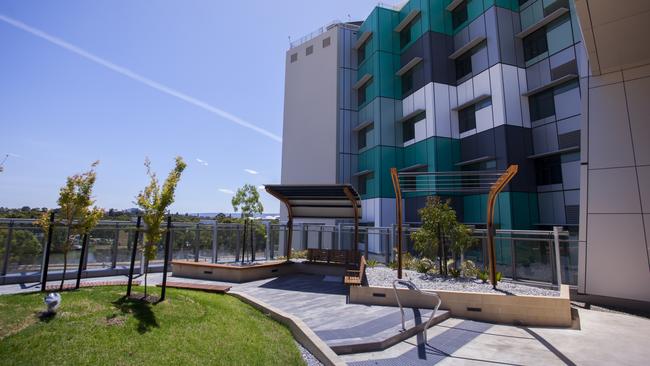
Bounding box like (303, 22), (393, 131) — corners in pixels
(392, 279), (441, 343)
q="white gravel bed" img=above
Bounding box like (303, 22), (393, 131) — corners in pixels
(366, 266), (559, 297)
(295, 342), (323, 366)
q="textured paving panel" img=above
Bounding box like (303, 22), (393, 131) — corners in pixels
(347, 320), (492, 366)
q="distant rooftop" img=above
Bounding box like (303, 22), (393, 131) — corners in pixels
(289, 20), (360, 49)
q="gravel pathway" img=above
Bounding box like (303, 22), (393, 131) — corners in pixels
(366, 266), (559, 297)
(295, 342), (323, 366)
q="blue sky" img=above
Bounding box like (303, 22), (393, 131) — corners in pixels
(0, 0), (396, 213)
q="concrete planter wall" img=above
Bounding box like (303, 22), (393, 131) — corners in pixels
(349, 284), (572, 327)
(171, 260), (347, 283)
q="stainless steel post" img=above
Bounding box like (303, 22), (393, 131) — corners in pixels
(212, 221), (218, 263)
(553, 226), (562, 286)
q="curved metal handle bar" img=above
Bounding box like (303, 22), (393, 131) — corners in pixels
(392, 279), (442, 343)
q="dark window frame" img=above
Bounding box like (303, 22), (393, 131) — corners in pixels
(400, 26), (411, 49)
(523, 26), (549, 62)
(535, 155), (563, 186)
(529, 88), (555, 121)
(458, 104), (477, 133)
(358, 125), (373, 150)
(306, 45), (313, 56)
(322, 37), (331, 48)
(452, 1), (468, 29)
(401, 68), (415, 96)
(455, 51), (473, 80)
(402, 111), (426, 143)
(358, 83), (368, 105)
(358, 42), (366, 64)
(358, 173), (374, 195)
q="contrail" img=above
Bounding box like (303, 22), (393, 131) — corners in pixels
(0, 14), (282, 143)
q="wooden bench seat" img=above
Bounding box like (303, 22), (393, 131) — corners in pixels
(344, 256), (366, 286)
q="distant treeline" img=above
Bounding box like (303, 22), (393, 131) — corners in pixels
(0, 207), (273, 224)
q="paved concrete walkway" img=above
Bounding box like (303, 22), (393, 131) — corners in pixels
(2, 273), (649, 365)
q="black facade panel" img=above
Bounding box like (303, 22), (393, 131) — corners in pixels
(460, 129), (496, 163)
(400, 31), (456, 93)
(460, 125), (536, 193)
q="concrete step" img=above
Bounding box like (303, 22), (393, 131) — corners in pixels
(315, 308), (451, 355)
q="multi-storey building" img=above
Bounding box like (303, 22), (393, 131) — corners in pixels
(284, 0), (585, 231)
(282, 0), (650, 306)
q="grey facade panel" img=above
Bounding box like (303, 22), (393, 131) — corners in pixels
(483, 8), (500, 67)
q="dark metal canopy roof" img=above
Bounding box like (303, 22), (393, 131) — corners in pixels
(264, 184), (362, 219)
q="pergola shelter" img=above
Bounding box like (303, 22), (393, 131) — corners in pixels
(264, 184), (362, 260)
(390, 165), (518, 288)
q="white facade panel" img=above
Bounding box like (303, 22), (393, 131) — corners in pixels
(457, 78), (474, 106)
(489, 65), (506, 127)
(475, 105), (494, 133)
(434, 83), (452, 138)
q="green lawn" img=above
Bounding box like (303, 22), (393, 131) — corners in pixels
(0, 286), (305, 366)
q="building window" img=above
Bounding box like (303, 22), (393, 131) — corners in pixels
(452, 1), (468, 29)
(358, 83), (367, 105)
(458, 98), (491, 133)
(358, 42), (366, 64)
(400, 26), (411, 49)
(529, 80), (578, 121)
(358, 173), (373, 195)
(290, 53), (298, 63)
(401, 68), (414, 96)
(322, 37), (330, 48)
(402, 111), (426, 143)
(529, 89), (555, 121)
(458, 105), (476, 133)
(455, 51), (472, 80)
(535, 155), (562, 185)
(523, 27), (548, 62)
(358, 125), (373, 150)
(454, 41), (486, 81)
(306, 45), (313, 55)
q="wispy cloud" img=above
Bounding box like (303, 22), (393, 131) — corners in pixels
(218, 188), (234, 195)
(196, 158), (208, 166)
(244, 169), (259, 175)
(0, 14), (282, 143)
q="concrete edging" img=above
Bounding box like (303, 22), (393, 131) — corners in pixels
(349, 284), (572, 327)
(228, 291), (346, 366)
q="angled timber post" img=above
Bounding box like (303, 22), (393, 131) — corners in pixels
(486, 165), (518, 288)
(343, 187), (360, 254)
(390, 167), (403, 279)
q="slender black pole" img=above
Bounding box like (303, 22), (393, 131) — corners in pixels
(160, 216), (172, 301)
(40, 211), (55, 292)
(126, 216), (141, 297)
(75, 234), (89, 289)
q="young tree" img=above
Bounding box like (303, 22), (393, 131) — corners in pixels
(37, 161), (104, 290)
(231, 184), (263, 263)
(410, 196), (458, 276)
(449, 223), (476, 275)
(136, 157), (187, 298)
